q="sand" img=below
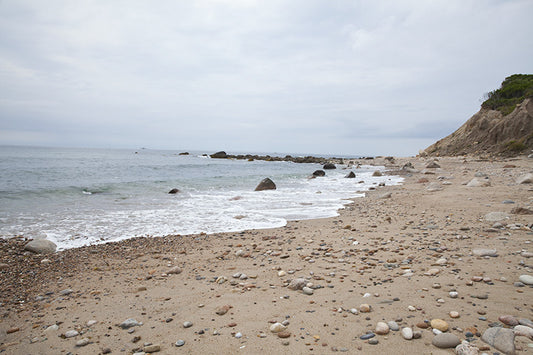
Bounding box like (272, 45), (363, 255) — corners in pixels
(1, 155), (532, 354)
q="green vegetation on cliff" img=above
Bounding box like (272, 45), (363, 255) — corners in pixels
(481, 74), (533, 115)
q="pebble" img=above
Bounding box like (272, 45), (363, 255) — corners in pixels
(44, 324), (59, 332)
(143, 344), (161, 352)
(375, 322), (390, 335)
(87, 320), (98, 327)
(270, 323), (287, 333)
(302, 286), (314, 295)
(518, 274), (533, 285)
(481, 327), (515, 355)
(368, 338), (379, 345)
(514, 325), (533, 340)
(6, 327), (20, 334)
(455, 340), (480, 355)
(119, 319), (142, 329)
(498, 315), (519, 326)
(215, 305), (232, 315)
(277, 331), (291, 338)
(472, 249), (498, 257)
(359, 304), (371, 313)
(235, 332), (243, 338)
(175, 340), (185, 347)
(387, 321), (399, 331)
(450, 311), (460, 318)
(432, 333), (461, 348)
(430, 319), (449, 332)
(288, 278), (307, 290)
(360, 332), (375, 340)
(519, 318), (533, 328)
(75, 338), (90, 347)
(183, 321), (193, 328)
(167, 266), (182, 275)
(449, 291), (458, 298)
(59, 288), (73, 295)
(401, 327), (413, 340)
(64, 330), (79, 338)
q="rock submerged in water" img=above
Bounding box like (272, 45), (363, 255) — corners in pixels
(345, 171), (356, 178)
(24, 239), (57, 254)
(168, 188), (180, 194)
(312, 170), (326, 177)
(323, 163), (336, 169)
(210, 151), (228, 159)
(254, 178), (276, 191)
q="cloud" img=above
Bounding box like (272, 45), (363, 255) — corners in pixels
(0, 0), (532, 156)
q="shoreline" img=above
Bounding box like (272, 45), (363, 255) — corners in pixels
(1, 155), (532, 354)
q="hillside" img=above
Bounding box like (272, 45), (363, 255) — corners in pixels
(424, 74), (533, 156)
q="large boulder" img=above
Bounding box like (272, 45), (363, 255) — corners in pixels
(345, 171), (356, 178)
(323, 163), (336, 170)
(24, 239), (57, 254)
(312, 170), (326, 177)
(210, 151), (228, 159)
(255, 178), (276, 191)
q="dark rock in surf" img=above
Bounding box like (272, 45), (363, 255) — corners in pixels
(345, 171), (356, 178)
(168, 188), (180, 194)
(312, 170), (326, 177)
(323, 163), (336, 170)
(210, 151), (228, 159)
(255, 178), (276, 191)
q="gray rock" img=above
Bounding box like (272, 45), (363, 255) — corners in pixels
(516, 173), (533, 184)
(118, 318), (142, 329)
(387, 321), (399, 331)
(426, 182), (443, 191)
(254, 178), (276, 191)
(426, 161), (440, 168)
(175, 340), (185, 347)
(455, 340), (479, 355)
(323, 163), (336, 170)
(401, 327), (413, 340)
(59, 288), (73, 295)
(24, 239), (57, 254)
(518, 318), (533, 328)
(484, 212), (509, 222)
(143, 344), (160, 353)
(288, 278), (307, 290)
(513, 325), (533, 340)
(518, 274), (533, 285)
(75, 338), (90, 347)
(472, 248), (498, 257)
(378, 192), (392, 199)
(432, 333), (461, 348)
(481, 327), (515, 355)
(466, 178), (490, 187)
(345, 171), (356, 178)
(183, 321), (193, 328)
(64, 330), (79, 338)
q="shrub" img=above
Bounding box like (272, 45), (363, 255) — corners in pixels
(482, 74), (533, 115)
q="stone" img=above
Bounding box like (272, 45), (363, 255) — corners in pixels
(24, 239), (57, 254)
(183, 321), (193, 328)
(387, 321), (399, 331)
(6, 327), (20, 334)
(432, 333), (461, 348)
(426, 161), (440, 168)
(44, 324), (59, 332)
(64, 330), (79, 338)
(472, 248), (498, 257)
(368, 338), (379, 345)
(426, 182), (443, 191)
(60, 288), (73, 295)
(76, 338), (90, 347)
(449, 291), (458, 298)
(481, 327), (515, 355)
(167, 266), (182, 275)
(323, 163), (336, 169)
(378, 192), (392, 199)
(455, 340), (479, 355)
(360, 332), (375, 340)
(401, 327), (413, 340)
(359, 304), (371, 313)
(143, 344), (161, 353)
(119, 318), (141, 329)
(254, 178), (276, 191)
(288, 278), (307, 290)
(519, 318), (533, 328)
(499, 315), (519, 327)
(516, 173), (533, 184)
(514, 325), (533, 339)
(518, 274), (533, 285)
(168, 188), (180, 194)
(345, 171), (356, 178)
(302, 286), (314, 295)
(175, 340), (185, 347)
(484, 212), (509, 222)
(430, 319), (449, 332)
(372, 171), (382, 177)
(87, 320), (98, 327)
(466, 178), (490, 187)
(312, 170), (326, 177)
(511, 206), (533, 214)
(450, 311), (460, 319)
(375, 322), (389, 335)
(215, 305), (232, 315)
(270, 322), (286, 333)
(210, 151), (227, 159)
(277, 330), (291, 338)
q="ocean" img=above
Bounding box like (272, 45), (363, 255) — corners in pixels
(0, 146), (403, 250)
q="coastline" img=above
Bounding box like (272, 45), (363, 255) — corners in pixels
(1, 155), (532, 354)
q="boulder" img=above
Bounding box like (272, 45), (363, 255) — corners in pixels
(24, 239), (57, 254)
(312, 170), (326, 177)
(516, 173), (533, 184)
(323, 163), (336, 169)
(168, 188), (180, 194)
(210, 151), (228, 159)
(481, 327), (515, 355)
(254, 178), (276, 191)
(426, 161), (441, 168)
(345, 171), (356, 178)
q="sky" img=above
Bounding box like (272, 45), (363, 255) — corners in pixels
(1, 1), (532, 157)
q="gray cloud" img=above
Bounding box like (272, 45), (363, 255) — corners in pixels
(1, 0), (532, 156)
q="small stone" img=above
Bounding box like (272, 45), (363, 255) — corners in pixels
(519, 318), (533, 328)
(6, 327), (20, 334)
(484, 212), (509, 222)
(44, 324), (59, 332)
(432, 333), (461, 348)
(302, 286), (314, 295)
(288, 278), (307, 290)
(215, 305), (232, 315)
(270, 322), (287, 333)
(278, 270), (286, 277)
(60, 288), (73, 295)
(76, 338), (90, 347)
(167, 266), (182, 275)
(368, 338), (379, 345)
(24, 239), (57, 254)
(416, 322), (429, 329)
(499, 315), (519, 326)
(518, 274), (533, 285)
(472, 249), (498, 257)
(64, 330), (79, 338)
(516, 173), (533, 184)
(481, 327), (515, 354)
(401, 327), (413, 340)
(277, 331), (291, 338)
(87, 320), (98, 327)
(235, 332), (242, 338)
(359, 304), (371, 313)
(449, 291), (458, 298)
(175, 340), (185, 347)
(387, 321), (399, 331)
(143, 344), (161, 353)
(183, 321), (193, 328)
(514, 325), (533, 340)
(375, 322), (389, 335)
(455, 340), (479, 355)
(350, 308), (358, 314)
(413, 331), (422, 339)
(450, 311), (460, 319)
(102, 348), (112, 354)
(360, 332), (375, 340)
(426, 268), (440, 276)
(119, 319), (141, 329)
(430, 319), (449, 332)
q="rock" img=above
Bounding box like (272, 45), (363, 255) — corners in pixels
(426, 161), (440, 168)
(76, 338), (90, 347)
(466, 178), (491, 187)
(449, 291), (459, 298)
(183, 321), (193, 328)
(302, 286), (314, 295)
(378, 192), (392, 199)
(323, 163), (336, 169)
(375, 322), (389, 335)
(387, 321), (399, 331)
(514, 325), (533, 340)
(210, 151), (227, 159)
(6, 327), (20, 334)
(168, 188), (180, 194)
(87, 320), (98, 327)
(270, 322), (287, 333)
(64, 330), (79, 338)
(24, 239), (57, 254)
(450, 311), (460, 318)
(345, 171), (356, 178)
(472, 248), (498, 257)
(511, 206), (533, 214)
(215, 305), (232, 315)
(360, 332), (375, 340)
(235, 332), (242, 338)
(481, 327), (515, 355)
(312, 170), (326, 177)
(516, 173), (533, 184)
(432, 333), (461, 348)
(484, 212), (509, 222)
(254, 178), (276, 191)
(118, 319), (142, 329)
(359, 304), (371, 313)
(455, 340), (479, 355)
(430, 319), (449, 332)
(175, 340), (185, 347)
(368, 338), (379, 345)
(277, 330), (291, 338)
(0, 263), (9, 270)
(143, 344), (161, 352)
(45, 324), (59, 332)
(499, 315), (519, 327)
(60, 288), (73, 295)
(519, 318), (533, 328)
(518, 274), (533, 285)
(426, 182), (443, 191)
(288, 278), (307, 290)
(401, 327), (413, 340)
(372, 171), (382, 177)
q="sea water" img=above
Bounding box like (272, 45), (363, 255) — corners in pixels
(0, 146), (402, 250)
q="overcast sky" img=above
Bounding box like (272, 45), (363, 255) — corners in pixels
(1, 1), (532, 156)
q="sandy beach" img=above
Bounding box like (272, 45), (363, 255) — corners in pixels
(1, 155), (532, 354)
